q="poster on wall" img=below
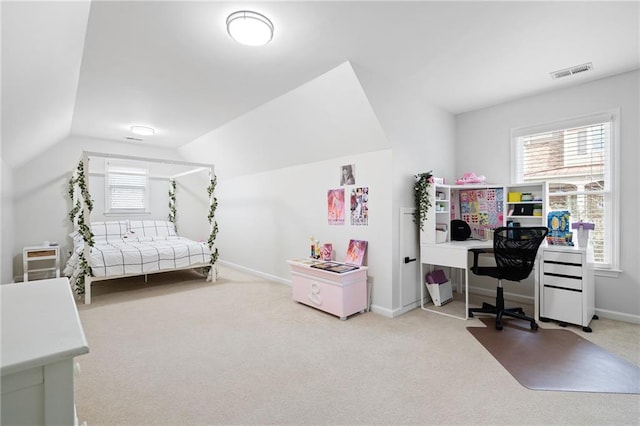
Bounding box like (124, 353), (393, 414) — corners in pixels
(340, 164), (356, 186)
(350, 187), (369, 226)
(345, 239), (367, 266)
(327, 188), (345, 225)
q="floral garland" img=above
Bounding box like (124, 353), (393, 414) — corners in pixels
(206, 175), (219, 267)
(67, 160), (95, 295)
(168, 179), (177, 231)
(413, 170), (433, 232)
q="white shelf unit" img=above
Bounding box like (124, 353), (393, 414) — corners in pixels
(420, 184), (452, 244)
(23, 246), (60, 283)
(505, 182), (548, 228)
(420, 182), (549, 244)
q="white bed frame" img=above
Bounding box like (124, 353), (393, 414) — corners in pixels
(73, 151), (217, 304)
(83, 262), (214, 304)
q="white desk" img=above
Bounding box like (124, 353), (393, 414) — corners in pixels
(1, 278), (89, 425)
(420, 240), (493, 320)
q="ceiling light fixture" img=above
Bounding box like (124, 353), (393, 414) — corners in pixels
(226, 10), (274, 46)
(130, 126), (155, 136)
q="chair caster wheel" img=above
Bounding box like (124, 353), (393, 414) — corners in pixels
(495, 323), (503, 331)
(531, 322), (539, 330)
(468, 311), (474, 318)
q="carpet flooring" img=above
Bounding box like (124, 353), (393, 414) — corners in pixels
(468, 318), (640, 394)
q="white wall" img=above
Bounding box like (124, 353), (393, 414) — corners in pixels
(9, 136), (185, 281)
(455, 70), (640, 321)
(353, 65), (456, 312)
(1, 158), (14, 283)
(217, 150), (393, 310)
(174, 169), (211, 242)
(180, 62), (400, 313)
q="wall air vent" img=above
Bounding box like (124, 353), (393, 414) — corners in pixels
(125, 136), (143, 141)
(550, 62), (593, 79)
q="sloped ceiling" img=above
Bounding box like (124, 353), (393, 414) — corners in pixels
(2, 1), (639, 169)
(1, 0), (90, 167)
(179, 61), (389, 178)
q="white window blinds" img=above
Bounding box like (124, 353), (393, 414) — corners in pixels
(106, 161), (149, 212)
(512, 113), (615, 268)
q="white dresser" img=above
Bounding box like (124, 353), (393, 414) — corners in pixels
(539, 245), (597, 332)
(1, 278), (89, 425)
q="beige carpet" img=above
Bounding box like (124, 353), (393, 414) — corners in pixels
(75, 266), (640, 425)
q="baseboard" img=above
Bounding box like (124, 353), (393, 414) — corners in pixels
(218, 260), (291, 286)
(391, 301), (421, 317)
(369, 304), (394, 318)
(469, 285), (640, 325)
(595, 308), (640, 324)
(468, 285), (534, 305)
(216, 264), (640, 324)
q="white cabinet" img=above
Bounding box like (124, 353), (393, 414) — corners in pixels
(539, 245), (596, 332)
(23, 245), (61, 282)
(1, 278), (89, 425)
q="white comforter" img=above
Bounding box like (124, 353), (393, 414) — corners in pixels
(64, 236), (211, 282)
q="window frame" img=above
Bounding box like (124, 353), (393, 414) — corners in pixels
(510, 110), (620, 274)
(104, 160), (151, 216)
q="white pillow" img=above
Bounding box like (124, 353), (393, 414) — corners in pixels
(128, 220), (177, 237)
(91, 221), (129, 240)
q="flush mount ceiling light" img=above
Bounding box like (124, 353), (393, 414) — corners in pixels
(226, 10), (274, 46)
(130, 126), (155, 136)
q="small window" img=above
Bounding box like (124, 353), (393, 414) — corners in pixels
(105, 160), (149, 214)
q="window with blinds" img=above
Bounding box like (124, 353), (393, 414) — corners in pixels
(105, 161), (149, 213)
(512, 112), (617, 268)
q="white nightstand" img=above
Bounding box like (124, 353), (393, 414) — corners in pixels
(23, 246), (60, 283)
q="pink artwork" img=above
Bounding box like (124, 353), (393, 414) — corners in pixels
(321, 243), (333, 261)
(327, 189), (345, 225)
(345, 239), (367, 266)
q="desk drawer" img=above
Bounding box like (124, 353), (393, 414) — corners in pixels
(543, 273), (582, 291)
(543, 250), (581, 264)
(543, 262), (582, 278)
(26, 249), (56, 258)
(421, 245), (468, 267)
(542, 287), (582, 325)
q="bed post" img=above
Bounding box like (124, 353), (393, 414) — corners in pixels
(81, 152), (93, 304)
(85, 276), (92, 304)
(207, 167), (218, 283)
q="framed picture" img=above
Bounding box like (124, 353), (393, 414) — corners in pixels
(344, 239), (367, 266)
(340, 164), (356, 186)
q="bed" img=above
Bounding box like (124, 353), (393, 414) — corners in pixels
(65, 220), (212, 304)
(66, 152), (218, 305)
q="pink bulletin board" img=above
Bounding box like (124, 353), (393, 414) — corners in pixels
(458, 188), (504, 238)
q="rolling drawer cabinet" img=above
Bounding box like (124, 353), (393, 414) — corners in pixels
(539, 245), (596, 332)
(287, 259), (368, 320)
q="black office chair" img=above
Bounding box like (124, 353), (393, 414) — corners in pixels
(468, 226), (549, 331)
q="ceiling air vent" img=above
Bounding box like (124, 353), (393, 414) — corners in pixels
(550, 62), (593, 79)
(125, 136), (143, 142)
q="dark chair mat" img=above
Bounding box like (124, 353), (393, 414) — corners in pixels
(467, 318), (640, 394)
